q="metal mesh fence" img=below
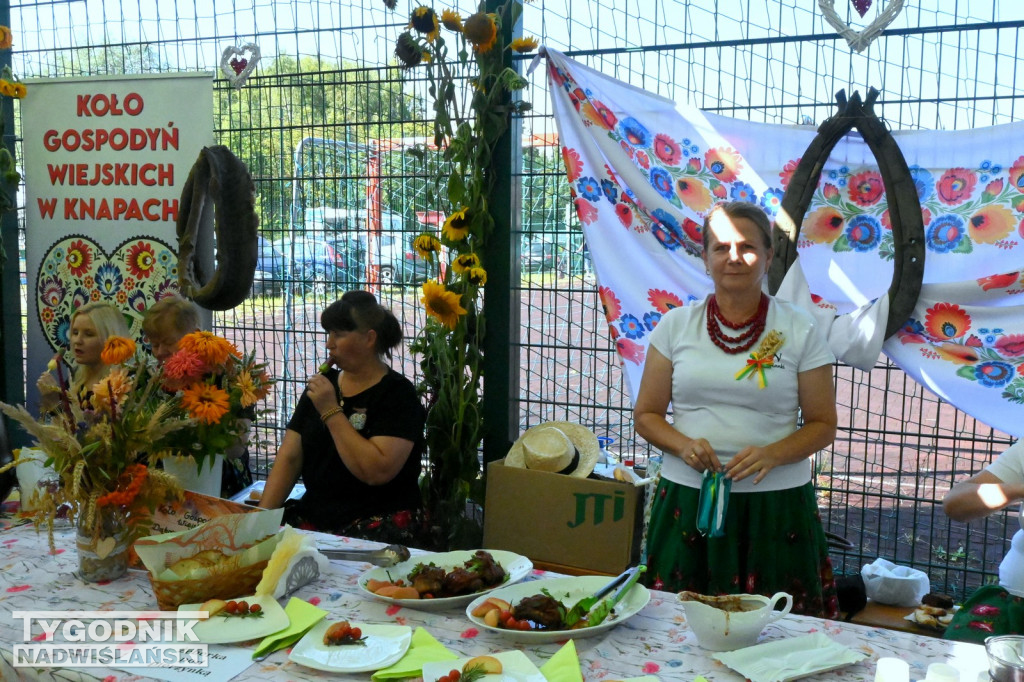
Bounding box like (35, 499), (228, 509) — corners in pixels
(7, 0), (1024, 597)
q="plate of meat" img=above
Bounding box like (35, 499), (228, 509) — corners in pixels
(358, 549), (532, 611)
(464, 574), (651, 644)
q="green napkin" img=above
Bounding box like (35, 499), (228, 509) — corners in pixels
(540, 640), (583, 682)
(250, 597), (327, 660)
(372, 627), (458, 681)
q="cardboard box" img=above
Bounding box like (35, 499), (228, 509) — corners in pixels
(483, 458), (643, 575)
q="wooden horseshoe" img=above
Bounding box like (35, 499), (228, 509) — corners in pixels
(769, 89), (925, 339)
(176, 145), (260, 311)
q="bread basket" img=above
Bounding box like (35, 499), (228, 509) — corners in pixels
(149, 559), (269, 611)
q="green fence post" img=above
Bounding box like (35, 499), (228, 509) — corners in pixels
(481, 0), (522, 467)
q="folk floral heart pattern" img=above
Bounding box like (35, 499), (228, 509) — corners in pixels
(36, 235), (180, 352)
(220, 43), (260, 89)
(819, 0), (905, 53)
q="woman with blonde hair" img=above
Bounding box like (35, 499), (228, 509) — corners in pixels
(39, 301), (131, 411)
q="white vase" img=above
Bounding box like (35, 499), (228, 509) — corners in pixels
(163, 454), (224, 498)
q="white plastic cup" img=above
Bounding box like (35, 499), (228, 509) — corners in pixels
(876, 658), (911, 682)
(926, 663), (961, 682)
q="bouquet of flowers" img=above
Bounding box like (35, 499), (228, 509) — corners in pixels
(158, 331), (273, 473)
(0, 337), (191, 547)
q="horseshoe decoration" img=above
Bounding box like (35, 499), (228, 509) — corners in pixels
(769, 88), (925, 339)
(177, 145), (260, 311)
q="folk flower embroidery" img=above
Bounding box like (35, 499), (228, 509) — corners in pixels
(735, 330), (785, 389)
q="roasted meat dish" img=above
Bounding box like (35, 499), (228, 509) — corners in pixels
(467, 549), (507, 587)
(409, 564), (446, 595)
(512, 593), (564, 629)
(404, 550), (506, 598)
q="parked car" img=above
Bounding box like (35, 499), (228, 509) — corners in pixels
(522, 237), (563, 273)
(312, 207), (430, 286)
(252, 236), (285, 296)
(272, 236), (346, 295)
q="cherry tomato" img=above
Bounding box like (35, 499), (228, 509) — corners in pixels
(224, 601), (238, 614)
(237, 600), (250, 613)
(249, 603), (262, 614)
(517, 620), (532, 631)
(349, 626), (361, 639)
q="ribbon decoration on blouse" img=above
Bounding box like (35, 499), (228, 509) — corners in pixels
(735, 355), (774, 389)
(734, 330), (785, 389)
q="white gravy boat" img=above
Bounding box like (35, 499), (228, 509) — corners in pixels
(679, 591), (793, 651)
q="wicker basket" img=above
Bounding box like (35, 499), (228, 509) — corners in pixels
(149, 559), (269, 611)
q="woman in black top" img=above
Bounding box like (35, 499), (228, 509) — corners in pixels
(260, 291), (426, 542)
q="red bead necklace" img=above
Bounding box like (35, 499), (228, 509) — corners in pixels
(706, 293), (769, 354)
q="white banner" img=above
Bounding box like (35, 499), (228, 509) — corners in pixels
(21, 73), (213, 408)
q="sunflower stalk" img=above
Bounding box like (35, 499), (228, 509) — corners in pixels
(393, 0), (532, 550)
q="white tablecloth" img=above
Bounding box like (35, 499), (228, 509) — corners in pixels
(0, 521), (990, 681)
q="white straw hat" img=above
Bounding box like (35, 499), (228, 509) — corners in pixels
(505, 422), (600, 478)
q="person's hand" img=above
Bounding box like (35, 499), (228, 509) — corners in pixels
(682, 438), (721, 472)
(725, 445), (778, 484)
(306, 373), (338, 415)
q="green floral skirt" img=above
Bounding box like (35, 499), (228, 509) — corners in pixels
(642, 478), (839, 618)
(944, 584), (1024, 642)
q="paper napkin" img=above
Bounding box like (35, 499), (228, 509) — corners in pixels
(372, 627), (458, 681)
(539, 640), (583, 682)
(250, 597), (327, 660)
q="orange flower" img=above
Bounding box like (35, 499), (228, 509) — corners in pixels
(935, 343), (980, 366)
(235, 371), (259, 408)
(178, 331), (238, 367)
(924, 302), (971, 341)
(181, 384), (231, 424)
(0, 26), (12, 50)
(803, 207), (845, 244)
(100, 336), (135, 365)
(91, 369), (131, 414)
(97, 464), (148, 507)
(968, 204), (1015, 244)
(675, 178), (712, 212)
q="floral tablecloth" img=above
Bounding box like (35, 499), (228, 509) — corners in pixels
(0, 521), (990, 682)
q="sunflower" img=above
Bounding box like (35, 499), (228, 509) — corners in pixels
(414, 233), (443, 260)
(442, 208), (471, 241)
(510, 37), (539, 53)
(100, 336), (136, 365)
(0, 26), (12, 50)
(409, 6), (440, 41)
(181, 383), (231, 425)
(421, 280), (467, 330)
(12, 82), (27, 99)
(441, 9), (463, 32)
(0, 79), (14, 98)
(394, 32), (422, 68)
(179, 331), (238, 367)
(453, 253), (481, 274)
(467, 267), (487, 286)
(463, 12), (497, 53)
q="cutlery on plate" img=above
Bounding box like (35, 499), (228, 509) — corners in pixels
(581, 564), (647, 627)
(320, 544), (410, 566)
(563, 566), (638, 627)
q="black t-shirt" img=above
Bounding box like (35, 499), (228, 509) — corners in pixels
(286, 368), (425, 531)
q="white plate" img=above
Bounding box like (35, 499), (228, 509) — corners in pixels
(712, 632), (868, 682)
(464, 576), (651, 644)
(358, 549), (533, 611)
(423, 650), (545, 682)
(178, 595), (288, 645)
(289, 621), (412, 673)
